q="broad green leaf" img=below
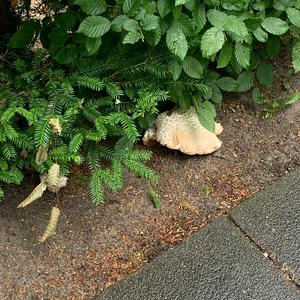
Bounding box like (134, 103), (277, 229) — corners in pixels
(201, 27), (225, 57)
(292, 41), (300, 72)
(166, 26), (188, 60)
(253, 27), (268, 42)
(224, 16), (248, 38)
(157, 0), (172, 18)
(77, 0), (107, 15)
(48, 28), (69, 45)
(193, 3), (206, 31)
(261, 17), (289, 35)
(183, 56), (203, 78)
(141, 15), (160, 31)
(168, 58), (182, 80)
(207, 9), (227, 29)
(123, 19), (139, 32)
(285, 92), (300, 105)
(216, 77), (237, 91)
(54, 44), (78, 64)
(193, 99), (216, 132)
(114, 136), (134, 153)
(256, 62), (274, 86)
(235, 42), (250, 68)
(252, 87), (264, 104)
(123, 31), (141, 44)
(8, 20), (40, 48)
(287, 7), (300, 27)
(221, 0), (249, 11)
(175, 0), (188, 6)
(236, 71), (255, 92)
(217, 41), (232, 68)
(144, 27), (162, 46)
(244, 18), (262, 31)
(123, 0), (142, 16)
(85, 37), (101, 55)
(267, 36), (281, 57)
(205, 0), (220, 6)
(273, 0), (296, 11)
(78, 16), (111, 38)
(111, 15), (130, 32)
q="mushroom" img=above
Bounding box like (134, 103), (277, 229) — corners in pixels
(143, 107), (223, 155)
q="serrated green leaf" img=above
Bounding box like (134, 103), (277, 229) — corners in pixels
(221, 0), (249, 11)
(224, 16), (249, 38)
(111, 15), (130, 32)
(236, 71), (255, 92)
(166, 26), (188, 60)
(85, 37), (101, 55)
(244, 18), (262, 31)
(201, 27), (225, 57)
(168, 58), (182, 80)
(123, 19), (139, 32)
(261, 17), (289, 35)
(193, 3), (206, 31)
(217, 77), (237, 92)
(78, 16), (111, 38)
(183, 56), (203, 78)
(157, 0), (172, 18)
(267, 35), (281, 57)
(141, 15), (160, 31)
(273, 0), (296, 11)
(217, 41), (232, 68)
(287, 7), (300, 27)
(54, 44), (78, 64)
(123, 31), (141, 44)
(194, 100), (216, 132)
(253, 27), (268, 42)
(207, 9), (227, 29)
(123, 0), (142, 16)
(77, 0), (107, 15)
(175, 0), (188, 6)
(285, 92), (300, 105)
(8, 20), (40, 48)
(252, 87), (264, 104)
(256, 62), (274, 86)
(292, 41), (300, 72)
(235, 42), (250, 68)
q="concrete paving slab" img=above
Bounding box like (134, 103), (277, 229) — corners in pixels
(230, 170), (300, 284)
(96, 217), (299, 300)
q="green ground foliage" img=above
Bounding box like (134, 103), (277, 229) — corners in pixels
(0, 0), (300, 203)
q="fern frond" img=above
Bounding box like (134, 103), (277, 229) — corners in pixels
(90, 169), (105, 204)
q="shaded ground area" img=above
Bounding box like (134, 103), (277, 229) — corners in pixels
(97, 170), (300, 300)
(0, 57), (300, 299)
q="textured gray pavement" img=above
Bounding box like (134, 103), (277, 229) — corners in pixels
(230, 170), (300, 285)
(97, 170), (300, 300)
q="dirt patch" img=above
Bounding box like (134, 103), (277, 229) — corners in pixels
(1, 57), (300, 299)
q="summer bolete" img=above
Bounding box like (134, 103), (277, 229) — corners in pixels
(143, 107), (223, 155)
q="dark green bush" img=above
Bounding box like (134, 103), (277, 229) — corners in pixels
(1, 0), (300, 203)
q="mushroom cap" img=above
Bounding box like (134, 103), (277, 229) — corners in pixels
(153, 107), (222, 155)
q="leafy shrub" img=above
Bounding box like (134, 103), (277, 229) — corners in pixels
(1, 0), (300, 203)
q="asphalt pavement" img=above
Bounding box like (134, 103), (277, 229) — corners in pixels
(96, 169), (300, 300)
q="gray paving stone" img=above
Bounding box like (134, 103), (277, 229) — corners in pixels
(97, 217), (299, 300)
(230, 170), (300, 285)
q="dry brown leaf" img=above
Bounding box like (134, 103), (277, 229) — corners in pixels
(47, 163), (60, 187)
(49, 118), (62, 135)
(47, 176), (68, 193)
(17, 182), (47, 208)
(39, 207), (61, 243)
(35, 147), (48, 165)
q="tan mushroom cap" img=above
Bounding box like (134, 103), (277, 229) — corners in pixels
(143, 107), (223, 155)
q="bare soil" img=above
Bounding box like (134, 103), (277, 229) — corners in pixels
(1, 55), (300, 299)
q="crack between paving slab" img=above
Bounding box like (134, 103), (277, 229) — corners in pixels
(227, 214), (300, 291)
